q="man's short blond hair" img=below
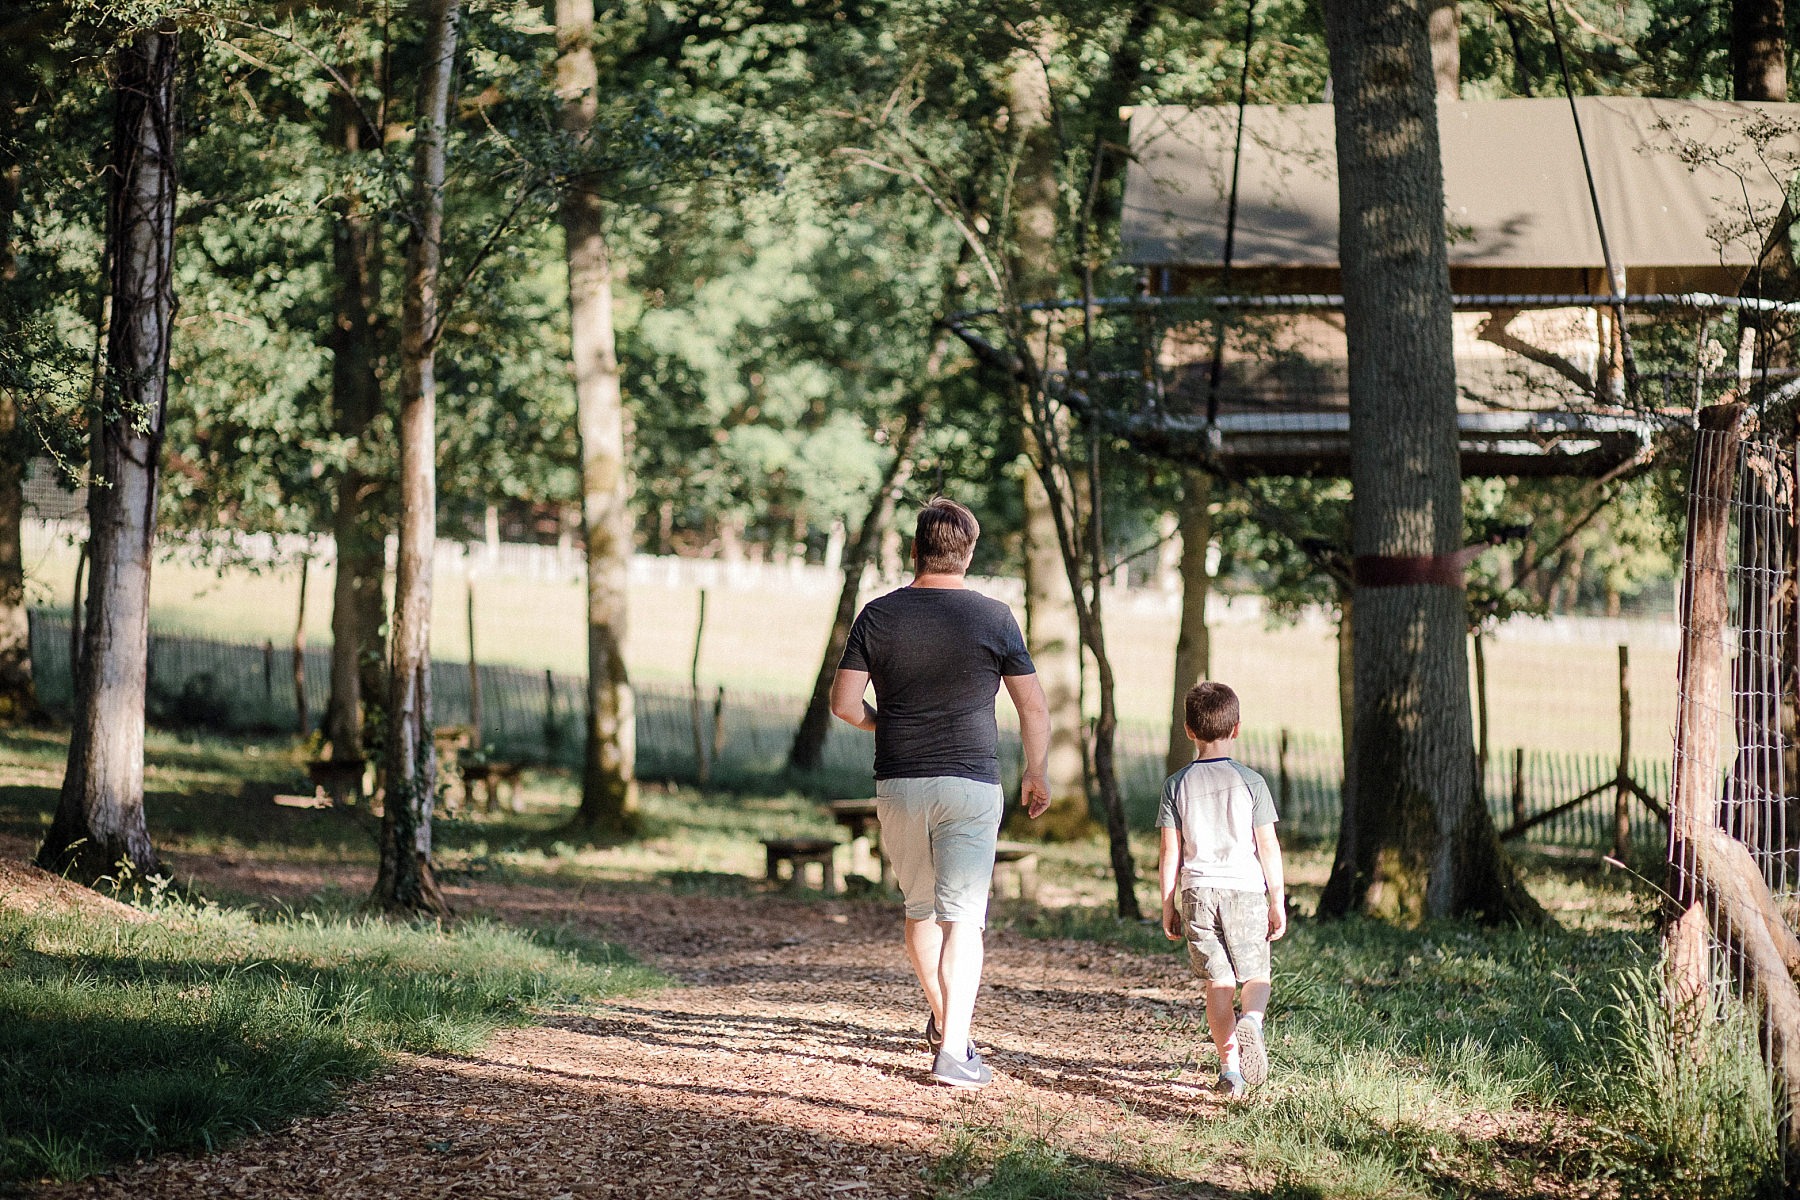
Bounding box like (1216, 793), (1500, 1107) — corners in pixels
(1184, 681), (1240, 742)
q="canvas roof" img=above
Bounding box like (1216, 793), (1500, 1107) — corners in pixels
(1120, 97), (1800, 290)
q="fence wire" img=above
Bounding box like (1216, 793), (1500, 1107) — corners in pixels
(1667, 417), (1800, 1156)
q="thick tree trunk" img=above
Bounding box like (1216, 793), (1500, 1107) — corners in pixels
(37, 25), (177, 882)
(1022, 468), (1091, 838)
(0, 162), (36, 725)
(790, 398), (925, 772)
(373, 0), (459, 915)
(1318, 0), (1543, 925)
(1734, 0), (1787, 103)
(1427, 0), (1458, 99)
(1164, 471), (1213, 775)
(323, 81), (386, 763)
(556, 0), (638, 835)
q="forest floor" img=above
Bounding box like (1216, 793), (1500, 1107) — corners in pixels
(2, 729), (1705, 1199)
(19, 851), (1260, 1199)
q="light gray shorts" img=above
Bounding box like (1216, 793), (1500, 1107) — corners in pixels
(876, 776), (1005, 925)
(1182, 886), (1272, 985)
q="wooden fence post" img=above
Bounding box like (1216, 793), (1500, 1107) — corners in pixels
(1666, 404), (1743, 1009)
(691, 588), (709, 785)
(466, 571), (481, 746)
(1510, 747), (1525, 829)
(1613, 643), (1631, 861)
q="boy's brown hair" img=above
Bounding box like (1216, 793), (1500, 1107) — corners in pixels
(913, 497), (980, 575)
(1183, 681), (1240, 742)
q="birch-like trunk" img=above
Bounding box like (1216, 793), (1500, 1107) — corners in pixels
(38, 25), (177, 881)
(373, 0), (459, 914)
(556, 0), (637, 833)
(1318, 0), (1542, 924)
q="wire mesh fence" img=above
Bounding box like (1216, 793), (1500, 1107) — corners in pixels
(29, 608), (1672, 854)
(1665, 407), (1800, 1157)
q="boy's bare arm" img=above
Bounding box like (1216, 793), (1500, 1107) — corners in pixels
(1254, 823), (1288, 941)
(1158, 826), (1183, 940)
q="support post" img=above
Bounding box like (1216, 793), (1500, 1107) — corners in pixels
(1666, 404), (1745, 1009)
(1613, 643), (1631, 861)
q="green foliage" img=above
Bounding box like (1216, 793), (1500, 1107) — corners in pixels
(0, 900), (661, 1184)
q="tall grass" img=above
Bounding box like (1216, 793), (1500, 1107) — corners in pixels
(0, 900), (662, 1184)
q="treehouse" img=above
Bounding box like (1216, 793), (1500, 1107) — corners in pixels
(1114, 97), (1800, 477)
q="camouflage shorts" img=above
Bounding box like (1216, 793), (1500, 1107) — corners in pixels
(1181, 886), (1271, 985)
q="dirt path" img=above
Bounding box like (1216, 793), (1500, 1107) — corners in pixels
(43, 865), (1250, 1199)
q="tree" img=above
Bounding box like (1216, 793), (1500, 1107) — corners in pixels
(322, 51), (390, 766)
(38, 18), (179, 882)
(372, 0), (460, 916)
(1316, 0), (1543, 924)
(1163, 470), (1213, 775)
(555, 0), (637, 835)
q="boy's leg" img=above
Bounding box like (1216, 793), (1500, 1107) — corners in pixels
(904, 917), (947, 1030)
(1205, 982), (1240, 1071)
(1240, 977), (1271, 1021)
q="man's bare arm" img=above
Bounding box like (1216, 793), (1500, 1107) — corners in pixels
(1002, 672), (1051, 818)
(829, 668), (877, 732)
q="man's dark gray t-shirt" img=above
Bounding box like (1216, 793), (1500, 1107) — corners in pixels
(838, 587), (1035, 784)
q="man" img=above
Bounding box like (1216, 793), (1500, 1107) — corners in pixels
(830, 497), (1051, 1088)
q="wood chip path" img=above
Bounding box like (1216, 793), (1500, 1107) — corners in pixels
(40, 863), (1250, 1199)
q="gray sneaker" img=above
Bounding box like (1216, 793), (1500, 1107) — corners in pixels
(931, 1044), (992, 1088)
(1235, 1016), (1268, 1087)
(1215, 1069), (1246, 1097)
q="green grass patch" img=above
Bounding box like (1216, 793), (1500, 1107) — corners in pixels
(0, 901), (663, 1185)
(997, 898), (1788, 1199)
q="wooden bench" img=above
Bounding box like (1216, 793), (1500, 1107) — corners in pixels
(991, 841), (1040, 903)
(461, 760), (525, 814)
(762, 836), (838, 893)
(306, 758), (367, 806)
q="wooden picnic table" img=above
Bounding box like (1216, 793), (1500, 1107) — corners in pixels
(826, 798), (885, 885)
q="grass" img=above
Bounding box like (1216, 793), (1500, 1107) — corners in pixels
(1, 726), (1783, 1197)
(0, 727), (672, 1186)
(0, 901), (662, 1184)
(992, 880), (1786, 1200)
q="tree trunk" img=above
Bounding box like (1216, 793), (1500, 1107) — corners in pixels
(1317, 0), (1544, 925)
(1427, 0), (1458, 99)
(372, 0), (459, 916)
(790, 397), (925, 772)
(37, 25), (177, 882)
(1164, 470), (1213, 775)
(0, 161), (36, 725)
(1004, 36), (1092, 842)
(556, 0), (638, 836)
(1022, 467), (1092, 838)
(1734, 0), (1787, 103)
(323, 78), (386, 762)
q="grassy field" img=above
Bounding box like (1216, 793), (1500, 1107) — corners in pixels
(21, 525), (1680, 757)
(0, 726), (1782, 1197)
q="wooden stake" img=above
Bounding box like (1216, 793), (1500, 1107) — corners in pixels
(466, 569), (481, 746)
(293, 556), (309, 735)
(1613, 643), (1631, 861)
(691, 588), (709, 786)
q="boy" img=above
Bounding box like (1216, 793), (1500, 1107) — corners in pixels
(1158, 681), (1286, 1097)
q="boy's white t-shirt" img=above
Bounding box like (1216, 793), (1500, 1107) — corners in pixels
(1156, 757), (1279, 894)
